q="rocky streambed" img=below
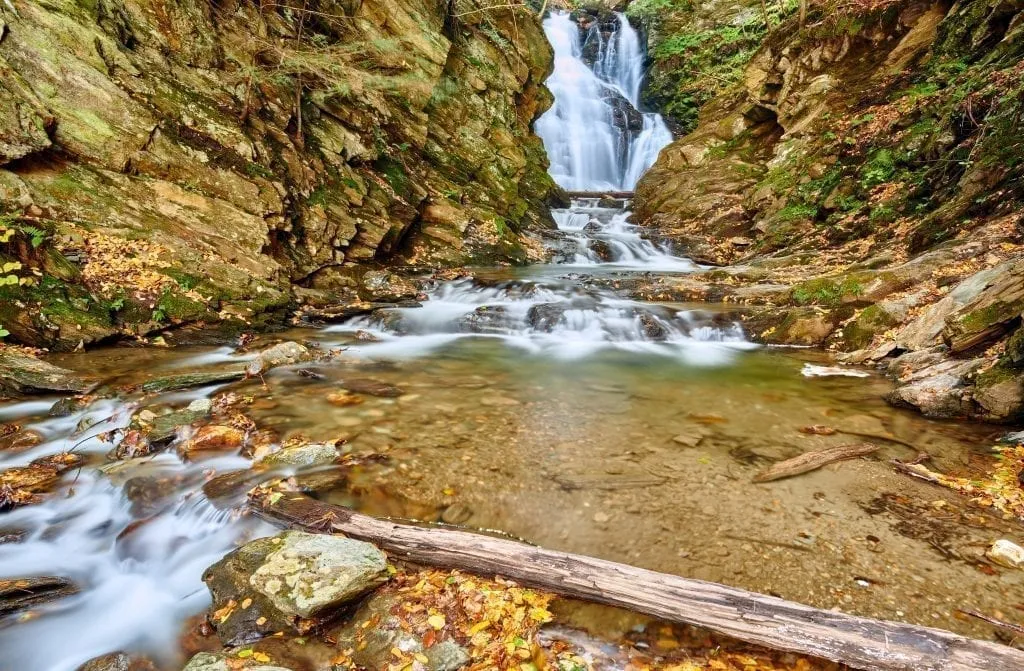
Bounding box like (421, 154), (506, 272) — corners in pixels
(0, 200), (1022, 670)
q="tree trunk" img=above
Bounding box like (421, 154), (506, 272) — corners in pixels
(251, 490), (1024, 671)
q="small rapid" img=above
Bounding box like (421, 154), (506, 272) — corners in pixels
(335, 199), (751, 364)
(535, 12), (672, 191)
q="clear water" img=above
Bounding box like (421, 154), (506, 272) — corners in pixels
(0, 15), (1020, 671)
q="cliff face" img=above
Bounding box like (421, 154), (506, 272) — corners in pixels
(630, 0), (1024, 422)
(0, 0), (556, 349)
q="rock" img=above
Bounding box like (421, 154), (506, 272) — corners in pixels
(330, 592), (470, 671)
(0, 575), (78, 617)
(48, 396), (90, 417)
(260, 442), (342, 467)
(973, 364), (1024, 422)
(119, 398), (213, 458)
(340, 378), (404, 397)
(179, 424), (246, 456)
(588, 240), (615, 262)
(0, 452), (86, 510)
(885, 355), (982, 418)
(986, 539), (1024, 569)
(637, 312), (667, 340)
(943, 260), (1024, 353)
(895, 264), (1005, 350)
(0, 351), (90, 396)
(458, 306), (514, 334)
(141, 367), (247, 393)
(359, 270), (419, 303)
(326, 390), (364, 407)
(441, 502), (473, 525)
(255, 342), (313, 369)
(202, 532), (388, 643)
(0, 427), (43, 452)
(75, 652), (157, 671)
(672, 431), (704, 447)
(181, 652), (294, 671)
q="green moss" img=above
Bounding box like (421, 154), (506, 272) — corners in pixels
(775, 203), (819, 222)
(791, 276), (864, 307)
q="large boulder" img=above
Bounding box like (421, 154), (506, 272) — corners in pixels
(202, 532), (389, 644)
(885, 351), (982, 418)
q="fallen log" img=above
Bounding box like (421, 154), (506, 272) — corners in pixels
(753, 442), (880, 482)
(251, 489), (1024, 671)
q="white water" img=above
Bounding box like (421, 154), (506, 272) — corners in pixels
(535, 12), (672, 191)
(0, 395), (270, 671)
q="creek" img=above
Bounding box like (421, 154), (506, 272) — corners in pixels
(0, 10), (1020, 671)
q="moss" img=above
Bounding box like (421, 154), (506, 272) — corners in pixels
(791, 276), (864, 307)
(156, 288), (213, 322)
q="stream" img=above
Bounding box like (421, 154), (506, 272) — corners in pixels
(0, 10), (1022, 671)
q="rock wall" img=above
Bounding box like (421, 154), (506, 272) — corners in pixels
(0, 0), (557, 349)
(630, 0), (1024, 422)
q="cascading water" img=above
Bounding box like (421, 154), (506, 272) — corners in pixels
(535, 11), (672, 191)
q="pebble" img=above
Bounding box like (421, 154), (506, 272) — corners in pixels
(986, 539), (1024, 568)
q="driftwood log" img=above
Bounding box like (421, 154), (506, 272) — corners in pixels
(753, 443), (880, 482)
(251, 490), (1024, 671)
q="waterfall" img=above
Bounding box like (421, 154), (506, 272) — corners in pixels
(535, 11), (672, 192)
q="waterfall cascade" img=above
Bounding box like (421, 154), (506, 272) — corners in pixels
(535, 11), (672, 191)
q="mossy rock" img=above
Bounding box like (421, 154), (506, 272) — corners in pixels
(842, 304), (900, 350)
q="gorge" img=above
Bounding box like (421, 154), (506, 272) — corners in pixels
(0, 0), (1023, 670)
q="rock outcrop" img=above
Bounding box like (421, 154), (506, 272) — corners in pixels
(630, 0), (1024, 421)
(0, 0), (558, 349)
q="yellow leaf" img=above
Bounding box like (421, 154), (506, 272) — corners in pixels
(237, 649), (253, 658)
(427, 614), (446, 630)
(468, 620), (490, 635)
(528, 607), (551, 623)
(414, 653), (429, 664)
(252, 652), (271, 663)
(268, 492), (283, 505)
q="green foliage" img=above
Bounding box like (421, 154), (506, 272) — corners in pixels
(775, 203), (818, 222)
(493, 216), (510, 238)
(791, 277), (863, 307)
(625, 0), (689, 26)
(859, 149), (896, 189)
(0, 326), (8, 339)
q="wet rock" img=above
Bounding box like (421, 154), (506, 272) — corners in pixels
(671, 431), (705, 447)
(178, 424), (246, 457)
(122, 475), (181, 516)
(986, 539), (1024, 568)
(360, 270), (419, 303)
(589, 240), (615, 262)
(255, 342), (313, 369)
(330, 592), (470, 671)
(260, 442), (342, 467)
(181, 652), (294, 671)
(75, 652), (157, 671)
(0, 351), (90, 396)
(117, 399), (213, 458)
(326, 390), (364, 407)
(458, 305), (514, 334)
(340, 378), (405, 397)
(0, 426), (43, 452)
(637, 312), (667, 340)
(141, 367), (247, 393)
(441, 502), (473, 525)
(202, 531), (388, 643)
(0, 575), (78, 617)
(0, 452), (86, 510)
(745, 307), (839, 346)
(48, 396), (91, 417)
(885, 354), (982, 418)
